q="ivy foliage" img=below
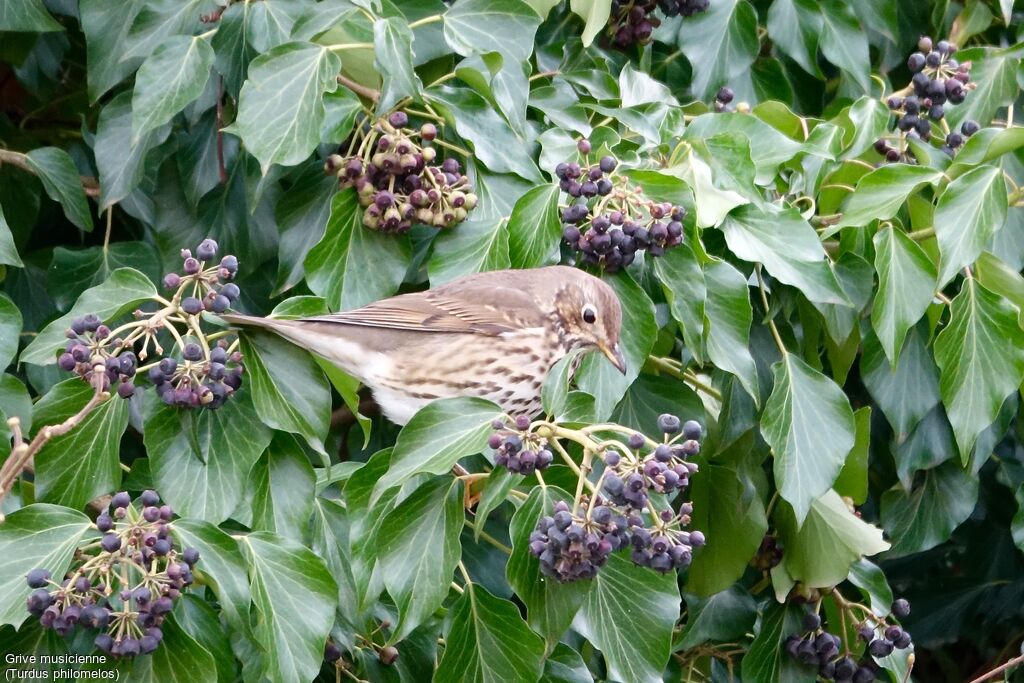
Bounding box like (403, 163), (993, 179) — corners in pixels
(1, 0), (1024, 681)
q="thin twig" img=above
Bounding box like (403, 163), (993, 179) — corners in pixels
(337, 74), (380, 103)
(755, 266), (787, 356)
(0, 149), (100, 198)
(968, 651), (1024, 683)
(0, 387), (110, 518)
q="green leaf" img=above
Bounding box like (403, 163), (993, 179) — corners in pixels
(121, 614), (217, 682)
(871, 228), (937, 366)
(33, 380), (129, 509)
(818, 0), (870, 92)
(47, 243), (162, 312)
(211, 1), (259, 95)
(239, 532), (338, 683)
(378, 476), (464, 641)
(766, 0), (823, 78)
(131, 35), (214, 142)
(762, 353), (856, 523)
(274, 170), (337, 295)
(612, 373), (703, 435)
(170, 519), (252, 634)
(226, 42), (341, 174)
(308, 497), (360, 640)
(720, 205), (849, 305)
(776, 490), (889, 588)
(653, 243), (706, 363)
(833, 164), (942, 232)
(0, 505), (91, 628)
(0, 293), (23, 371)
(677, 0), (759, 100)
(473, 467), (517, 539)
(145, 390), (272, 524)
(676, 585), (758, 650)
(25, 147), (93, 232)
(934, 279), (1024, 457)
(575, 271), (657, 419)
(847, 558), (893, 617)
(935, 165), (1008, 286)
(95, 92), (170, 212)
(541, 643), (592, 683)
(376, 397), (503, 493)
(507, 486), (591, 646)
(944, 48), (1021, 129)
(686, 439), (768, 596)
(975, 251), (1024, 326)
(428, 216), (511, 285)
(833, 407), (871, 505)
(427, 86), (542, 181)
(245, 434), (316, 540)
(240, 328), (331, 455)
(574, 553), (679, 683)
(79, 0), (147, 102)
(443, 0), (541, 61)
(741, 601), (814, 683)
(0, 205), (24, 267)
(568, 0), (611, 47)
(704, 260), (759, 402)
(374, 17), (422, 112)
(861, 326), (940, 440)
(435, 582), (546, 683)
(0, 0), (61, 31)
(541, 349), (585, 419)
(507, 184), (562, 269)
(881, 460), (979, 557)
(344, 449), (398, 610)
(684, 114), (803, 185)
(305, 189), (410, 311)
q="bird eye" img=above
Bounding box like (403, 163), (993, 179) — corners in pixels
(582, 304), (597, 324)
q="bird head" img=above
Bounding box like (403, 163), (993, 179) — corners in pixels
(551, 268), (626, 374)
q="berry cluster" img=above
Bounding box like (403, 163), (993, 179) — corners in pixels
(714, 86), (735, 112)
(785, 599), (913, 681)
(606, 0), (709, 47)
(325, 111), (477, 234)
(25, 490), (199, 658)
(147, 341), (243, 409)
(488, 416), (554, 475)
(876, 37), (976, 162)
(557, 141), (687, 272)
(526, 413), (705, 581)
(529, 499), (631, 581)
(54, 239), (244, 411)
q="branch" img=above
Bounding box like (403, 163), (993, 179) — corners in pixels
(969, 651), (1024, 683)
(0, 148), (101, 198)
(0, 386), (110, 519)
(337, 74), (380, 103)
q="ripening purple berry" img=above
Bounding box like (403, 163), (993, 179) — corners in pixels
(182, 297), (203, 315)
(58, 353), (76, 371)
(605, 450), (621, 467)
(111, 491), (131, 509)
(26, 568), (50, 588)
(140, 489), (159, 506)
(577, 139), (591, 154)
(100, 534), (121, 552)
(182, 547), (200, 566)
(220, 283), (240, 301)
(689, 530), (705, 547)
(219, 254), (239, 274)
(657, 413), (681, 434)
(196, 239), (218, 261)
(117, 382), (135, 399)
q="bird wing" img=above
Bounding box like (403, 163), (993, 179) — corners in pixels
(304, 282), (546, 336)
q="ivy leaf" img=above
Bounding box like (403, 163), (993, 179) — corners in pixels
(25, 147), (93, 232)
(33, 380), (129, 510)
(507, 184), (562, 269)
(871, 228), (937, 366)
(244, 434), (316, 540)
(861, 326), (940, 440)
(48, 243), (161, 311)
(935, 165), (1008, 286)
(95, 92), (171, 212)
(239, 532), (338, 683)
(124, 614), (217, 682)
(542, 643), (593, 683)
(881, 461), (980, 557)
(847, 558), (894, 617)
(766, 0), (823, 78)
(818, 0), (871, 92)
(428, 216), (511, 285)
(273, 167), (337, 295)
(676, 586), (758, 650)
(611, 374), (704, 436)
(568, 0), (612, 47)
(305, 189), (410, 312)
(833, 407), (871, 505)
(574, 553), (679, 683)
(0, 505), (92, 629)
(775, 490), (890, 588)
(240, 328), (331, 456)
(762, 353), (856, 523)
(720, 205), (849, 306)
(506, 486), (591, 646)
(704, 260), (759, 403)
(131, 35), (214, 142)
(653, 243), (706, 364)
(145, 390), (271, 525)
(225, 42), (340, 174)
(677, 0), (759, 100)
(442, 0), (542, 61)
(378, 476), (464, 642)
(170, 519), (252, 635)
(574, 271), (657, 419)
(0, 205), (23, 267)
(374, 17), (422, 113)
(0, 294), (23, 372)
(934, 279), (1024, 457)
(0, 0), (63, 31)
(376, 397), (503, 493)
(833, 164), (942, 232)
(741, 601), (813, 682)
(541, 349), (585, 419)
(944, 48), (1021, 129)
(435, 582), (546, 683)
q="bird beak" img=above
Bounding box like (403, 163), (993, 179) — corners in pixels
(600, 343), (627, 375)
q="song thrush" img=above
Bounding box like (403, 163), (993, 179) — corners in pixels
(223, 266), (625, 424)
